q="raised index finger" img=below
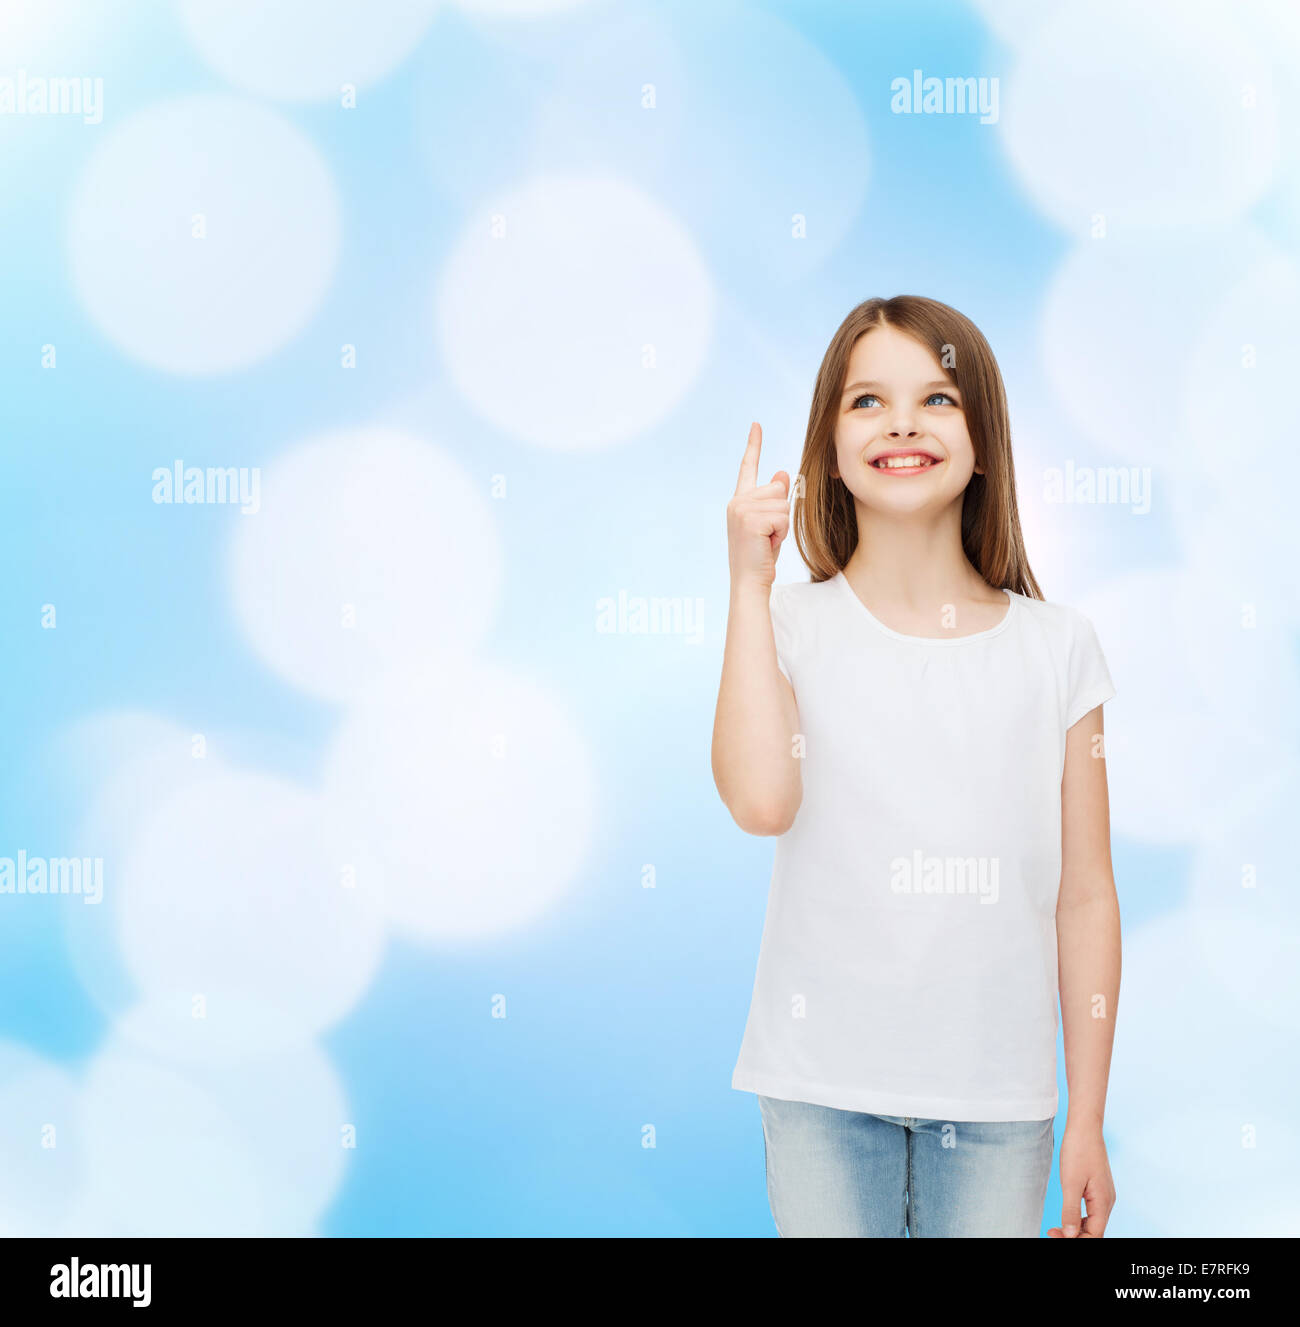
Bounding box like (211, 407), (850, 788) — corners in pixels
(735, 421), (762, 495)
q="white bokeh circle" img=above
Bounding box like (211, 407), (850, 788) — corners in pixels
(1079, 566), (1300, 846)
(324, 658), (595, 940)
(1110, 1107), (1296, 1236)
(228, 428), (502, 703)
(1040, 227), (1273, 464)
(1184, 249), (1300, 476)
(454, 0), (595, 16)
(1104, 911), (1272, 1124)
(460, 6), (869, 290)
(1104, 911), (1298, 1235)
(1001, 0), (1279, 233)
(67, 93), (340, 374)
(178, 1032), (348, 1235)
(435, 173), (715, 449)
(96, 1010), (349, 1234)
(1172, 251), (1300, 620)
(68, 1049), (269, 1235)
(179, 0), (440, 102)
(966, 0), (1063, 49)
(115, 770), (386, 1037)
(0, 0), (117, 62)
(109, 984), (333, 1068)
(1188, 771), (1300, 1036)
(0, 1044), (83, 1237)
(55, 713), (235, 1020)
(668, 6), (872, 288)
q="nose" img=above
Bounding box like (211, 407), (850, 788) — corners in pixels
(886, 416), (920, 438)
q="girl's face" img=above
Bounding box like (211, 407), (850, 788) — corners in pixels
(833, 325), (980, 516)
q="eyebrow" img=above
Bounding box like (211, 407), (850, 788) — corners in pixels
(842, 379), (959, 397)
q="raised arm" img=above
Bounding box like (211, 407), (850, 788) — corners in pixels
(711, 422), (803, 836)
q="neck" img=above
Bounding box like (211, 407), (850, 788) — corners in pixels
(842, 498), (988, 607)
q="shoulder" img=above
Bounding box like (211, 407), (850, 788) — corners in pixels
(770, 575), (840, 623)
(1012, 596), (1110, 677)
(771, 575), (840, 607)
(1011, 592), (1094, 640)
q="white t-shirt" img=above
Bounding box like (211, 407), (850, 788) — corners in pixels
(731, 570), (1117, 1122)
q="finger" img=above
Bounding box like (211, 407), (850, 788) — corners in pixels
(1048, 1221), (1100, 1239)
(743, 505), (790, 528)
(1060, 1183), (1085, 1239)
(737, 498), (794, 514)
(1081, 1193), (1113, 1238)
(747, 475), (789, 501)
(741, 525), (788, 555)
(735, 421), (762, 495)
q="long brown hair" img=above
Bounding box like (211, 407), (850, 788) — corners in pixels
(792, 295), (1042, 599)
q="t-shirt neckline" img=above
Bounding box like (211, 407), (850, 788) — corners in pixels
(832, 569), (1018, 645)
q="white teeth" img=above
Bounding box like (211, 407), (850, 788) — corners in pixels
(874, 455), (934, 469)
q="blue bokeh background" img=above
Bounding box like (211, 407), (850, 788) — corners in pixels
(1, 0), (1296, 1236)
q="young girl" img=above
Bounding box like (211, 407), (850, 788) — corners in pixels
(713, 295), (1120, 1239)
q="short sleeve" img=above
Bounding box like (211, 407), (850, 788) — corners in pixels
(1065, 608), (1116, 728)
(769, 583), (796, 684)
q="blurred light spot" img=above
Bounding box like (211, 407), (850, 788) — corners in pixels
(1174, 252), (1300, 619)
(434, 173), (715, 449)
(1079, 567), (1299, 845)
(454, 0), (595, 16)
(324, 659), (595, 940)
(179, 0), (440, 102)
(68, 1050), (267, 1235)
(967, 0), (1063, 48)
(1040, 227), (1271, 463)
(54, 713), (232, 1022)
(533, 6), (870, 289)
(1110, 1106), (1297, 1235)
(1104, 921), (1298, 1238)
(1001, 0), (1278, 233)
(116, 772), (386, 1037)
(1190, 772), (1300, 1035)
(228, 428), (501, 702)
(0, 1044), (82, 1237)
(101, 1014), (349, 1234)
(67, 93), (340, 374)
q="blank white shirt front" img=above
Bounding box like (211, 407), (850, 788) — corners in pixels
(731, 572), (1117, 1122)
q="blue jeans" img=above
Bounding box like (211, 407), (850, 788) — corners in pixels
(757, 1094), (1054, 1237)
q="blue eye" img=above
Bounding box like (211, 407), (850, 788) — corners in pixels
(852, 391), (958, 410)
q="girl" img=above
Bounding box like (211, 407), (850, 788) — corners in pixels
(712, 295), (1119, 1239)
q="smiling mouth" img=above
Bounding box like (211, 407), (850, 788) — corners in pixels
(870, 453), (941, 471)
